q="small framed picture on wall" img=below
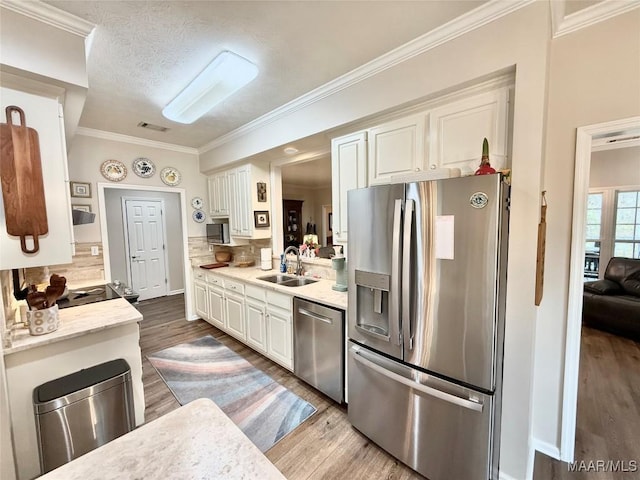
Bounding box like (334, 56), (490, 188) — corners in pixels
(71, 204), (92, 213)
(254, 211), (270, 228)
(70, 181), (91, 198)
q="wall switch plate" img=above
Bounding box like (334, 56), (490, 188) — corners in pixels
(91, 246), (99, 256)
(208, 244), (214, 252)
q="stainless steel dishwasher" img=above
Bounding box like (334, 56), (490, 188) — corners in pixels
(294, 297), (345, 403)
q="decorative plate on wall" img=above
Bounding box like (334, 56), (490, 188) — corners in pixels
(132, 157), (156, 178)
(100, 159), (127, 182)
(191, 196), (203, 209)
(160, 167), (182, 186)
(192, 209), (206, 223)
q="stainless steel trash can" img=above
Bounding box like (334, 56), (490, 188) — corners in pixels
(33, 358), (135, 474)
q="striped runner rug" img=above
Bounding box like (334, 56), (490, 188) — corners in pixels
(147, 335), (316, 452)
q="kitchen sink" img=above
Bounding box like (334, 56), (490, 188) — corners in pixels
(257, 274), (296, 284)
(278, 277), (318, 287)
(256, 274), (318, 287)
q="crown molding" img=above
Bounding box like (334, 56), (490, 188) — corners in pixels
(0, 0), (95, 37)
(198, 0), (534, 154)
(76, 127), (199, 155)
(552, 0), (640, 38)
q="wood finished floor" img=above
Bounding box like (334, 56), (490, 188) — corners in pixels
(136, 295), (640, 480)
(136, 294), (424, 480)
(533, 327), (640, 480)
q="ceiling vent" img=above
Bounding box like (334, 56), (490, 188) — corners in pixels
(137, 121), (169, 132)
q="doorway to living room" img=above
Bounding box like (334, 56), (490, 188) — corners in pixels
(562, 116), (640, 462)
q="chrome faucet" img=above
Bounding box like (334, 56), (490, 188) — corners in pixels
(283, 246), (303, 275)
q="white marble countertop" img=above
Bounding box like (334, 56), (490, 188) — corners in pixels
(192, 258), (347, 310)
(39, 398), (286, 480)
(4, 298), (142, 355)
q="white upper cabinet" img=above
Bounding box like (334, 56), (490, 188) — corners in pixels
(428, 87), (509, 176)
(330, 81), (512, 247)
(230, 165), (252, 237)
(0, 86), (73, 269)
(208, 172), (229, 217)
(367, 114), (426, 185)
(331, 131), (367, 245)
(210, 162), (270, 240)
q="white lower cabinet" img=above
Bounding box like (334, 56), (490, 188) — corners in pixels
(266, 305), (292, 369)
(245, 299), (268, 354)
(224, 291), (246, 341)
(194, 280), (208, 320)
(265, 290), (293, 370)
(207, 286), (225, 329)
(192, 268), (293, 369)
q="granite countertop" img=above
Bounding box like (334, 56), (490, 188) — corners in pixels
(192, 258), (348, 310)
(4, 298), (142, 355)
(39, 398), (286, 480)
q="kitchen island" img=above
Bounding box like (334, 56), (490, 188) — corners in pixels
(3, 298), (144, 480)
(39, 398), (286, 480)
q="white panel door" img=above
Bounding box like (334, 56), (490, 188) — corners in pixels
(125, 199), (168, 301)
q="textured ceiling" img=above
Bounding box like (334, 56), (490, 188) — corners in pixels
(45, 0), (487, 148)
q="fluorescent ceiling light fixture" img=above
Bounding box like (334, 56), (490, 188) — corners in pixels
(162, 50), (258, 124)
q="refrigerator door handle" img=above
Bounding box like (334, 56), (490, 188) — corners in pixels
(352, 348), (483, 412)
(402, 198), (414, 351)
(390, 198), (403, 346)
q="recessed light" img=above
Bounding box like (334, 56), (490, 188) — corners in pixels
(284, 147), (298, 155)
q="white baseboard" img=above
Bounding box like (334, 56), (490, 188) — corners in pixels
(532, 438), (561, 461)
(167, 289), (184, 296)
(187, 314), (200, 321)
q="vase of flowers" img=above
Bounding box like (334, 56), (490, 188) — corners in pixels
(300, 239), (318, 258)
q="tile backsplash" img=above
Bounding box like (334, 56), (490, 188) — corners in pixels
(24, 243), (105, 285)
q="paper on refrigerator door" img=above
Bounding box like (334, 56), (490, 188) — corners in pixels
(435, 215), (454, 259)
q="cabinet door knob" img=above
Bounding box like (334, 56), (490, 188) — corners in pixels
(430, 164), (436, 170)
(415, 167), (420, 172)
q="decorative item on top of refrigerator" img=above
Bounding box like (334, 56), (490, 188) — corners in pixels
(346, 173), (509, 480)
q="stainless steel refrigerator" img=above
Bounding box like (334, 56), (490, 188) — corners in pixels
(347, 174), (509, 480)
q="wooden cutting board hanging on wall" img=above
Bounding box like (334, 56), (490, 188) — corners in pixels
(0, 105), (48, 253)
(535, 191), (547, 306)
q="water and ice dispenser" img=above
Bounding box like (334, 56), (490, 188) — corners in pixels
(353, 270), (391, 339)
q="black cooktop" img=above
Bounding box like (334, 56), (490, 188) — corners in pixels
(57, 283), (139, 309)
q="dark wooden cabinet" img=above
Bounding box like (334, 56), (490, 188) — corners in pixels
(283, 199), (303, 248)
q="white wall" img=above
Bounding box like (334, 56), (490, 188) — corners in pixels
(0, 8), (89, 143)
(590, 146), (640, 188)
(201, 4), (551, 479)
(67, 134), (206, 244)
(534, 8), (640, 456)
(0, 9), (87, 89)
(104, 189), (184, 292)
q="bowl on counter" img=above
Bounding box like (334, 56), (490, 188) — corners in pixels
(235, 253), (255, 268)
(215, 251), (232, 263)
